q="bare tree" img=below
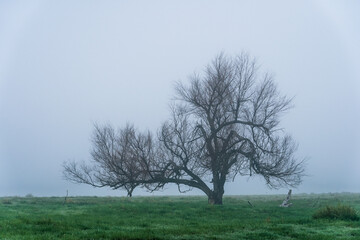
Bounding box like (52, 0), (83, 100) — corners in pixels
(63, 53), (305, 204)
(63, 124), (153, 197)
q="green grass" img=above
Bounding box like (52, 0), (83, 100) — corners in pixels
(1, 193), (360, 239)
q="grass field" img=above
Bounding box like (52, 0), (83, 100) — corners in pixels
(1, 193), (360, 239)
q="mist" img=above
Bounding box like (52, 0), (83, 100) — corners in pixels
(1, 0), (359, 197)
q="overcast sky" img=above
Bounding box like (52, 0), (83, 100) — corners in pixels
(1, 0), (359, 197)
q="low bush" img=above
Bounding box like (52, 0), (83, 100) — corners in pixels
(1, 199), (12, 204)
(313, 205), (359, 221)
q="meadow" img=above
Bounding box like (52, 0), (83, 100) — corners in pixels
(0, 193), (360, 239)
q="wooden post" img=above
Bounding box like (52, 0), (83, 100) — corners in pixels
(279, 189), (292, 207)
(63, 190), (68, 205)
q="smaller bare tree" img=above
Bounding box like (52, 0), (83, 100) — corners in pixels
(63, 124), (154, 197)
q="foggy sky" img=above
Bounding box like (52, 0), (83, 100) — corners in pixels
(1, 0), (359, 197)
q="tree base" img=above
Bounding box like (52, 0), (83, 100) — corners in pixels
(208, 197), (223, 205)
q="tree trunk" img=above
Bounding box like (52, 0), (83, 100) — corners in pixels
(127, 187), (134, 197)
(208, 191), (223, 205)
(207, 173), (225, 204)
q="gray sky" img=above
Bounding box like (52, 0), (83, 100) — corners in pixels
(1, 0), (359, 197)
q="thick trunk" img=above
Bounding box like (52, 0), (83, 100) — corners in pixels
(208, 178), (224, 205)
(208, 172), (225, 205)
(208, 191), (224, 205)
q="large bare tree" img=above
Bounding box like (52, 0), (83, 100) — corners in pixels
(64, 53), (304, 204)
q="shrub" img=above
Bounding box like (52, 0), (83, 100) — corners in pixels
(1, 199), (12, 204)
(313, 205), (359, 221)
(25, 193), (34, 198)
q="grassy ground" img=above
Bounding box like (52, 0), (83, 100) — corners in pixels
(0, 193), (360, 239)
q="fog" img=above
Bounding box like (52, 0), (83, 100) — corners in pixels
(0, 0), (359, 197)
